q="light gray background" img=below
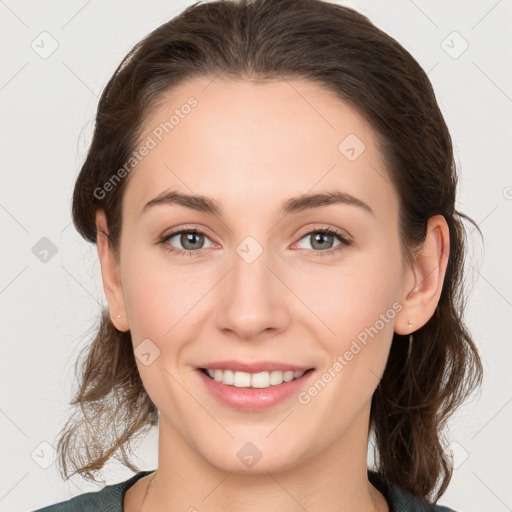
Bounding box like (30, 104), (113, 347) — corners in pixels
(1, 1), (511, 511)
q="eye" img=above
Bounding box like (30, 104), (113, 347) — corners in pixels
(158, 224), (352, 257)
(294, 226), (352, 256)
(158, 226), (216, 257)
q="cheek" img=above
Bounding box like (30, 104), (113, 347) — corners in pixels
(305, 250), (402, 337)
(119, 243), (202, 334)
(295, 265), (402, 424)
(303, 240), (403, 381)
(121, 269), (169, 341)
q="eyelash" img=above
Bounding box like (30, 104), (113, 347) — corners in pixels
(157, 225), (352, 258)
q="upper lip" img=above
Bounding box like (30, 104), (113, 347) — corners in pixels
(197, 360), (314, 373)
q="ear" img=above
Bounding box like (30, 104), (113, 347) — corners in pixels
(95, 209), (129, 332)
(394, 214), (450, 335)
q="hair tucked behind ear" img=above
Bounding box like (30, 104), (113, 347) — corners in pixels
(60, 0), (483, 500)
(55, 310), (158, 483)
(370, 210), (483, 499)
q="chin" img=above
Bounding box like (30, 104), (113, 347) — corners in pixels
(197, 436), (306, 475)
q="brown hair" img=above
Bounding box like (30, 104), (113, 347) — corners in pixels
(58, 0), (483, 502)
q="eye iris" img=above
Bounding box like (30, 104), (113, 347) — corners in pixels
(311, 232), (334, 250)
(181, 232), (204, 250)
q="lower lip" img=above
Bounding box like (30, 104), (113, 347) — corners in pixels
(197, 369), (315, 411)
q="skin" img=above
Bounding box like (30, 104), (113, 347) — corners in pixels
(95, 77), (449, 512)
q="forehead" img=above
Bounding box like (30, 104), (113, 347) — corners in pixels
(123, 77), (398, 225)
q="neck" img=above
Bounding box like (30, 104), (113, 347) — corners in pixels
(140, 409), (387, 512)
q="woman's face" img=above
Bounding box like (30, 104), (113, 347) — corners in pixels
(103, 77), (411, 473)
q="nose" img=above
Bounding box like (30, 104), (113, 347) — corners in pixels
(215, 242), (291, 341)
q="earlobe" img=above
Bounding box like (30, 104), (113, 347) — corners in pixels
(95, 209), (130, 332)
(395, 215), (450, 335)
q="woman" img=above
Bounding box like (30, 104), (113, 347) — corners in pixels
(33, 0), (483, 510)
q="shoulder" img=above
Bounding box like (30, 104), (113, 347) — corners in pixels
(31, 471), (154, 512)
(368, 470), (459, 512)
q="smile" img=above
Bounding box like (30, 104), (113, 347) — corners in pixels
(197, 367), (316, 411)
(200, 368), (307, 388)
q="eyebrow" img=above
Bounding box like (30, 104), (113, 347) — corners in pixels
(140, 189), (374, 218)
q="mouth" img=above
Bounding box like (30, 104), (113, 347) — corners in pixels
(198, 367), (314, 389)
(196, 365), (316, 411)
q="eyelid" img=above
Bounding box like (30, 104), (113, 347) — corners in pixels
(294, 223), (352, 243)
(160, 224), (215, 240)
(158, 223), (352, 255)
(160, 224), (351, 243)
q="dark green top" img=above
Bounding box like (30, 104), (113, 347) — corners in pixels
(31, 470), (458, 511)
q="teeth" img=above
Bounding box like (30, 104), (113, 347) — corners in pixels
(204, 369), (306, 388)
